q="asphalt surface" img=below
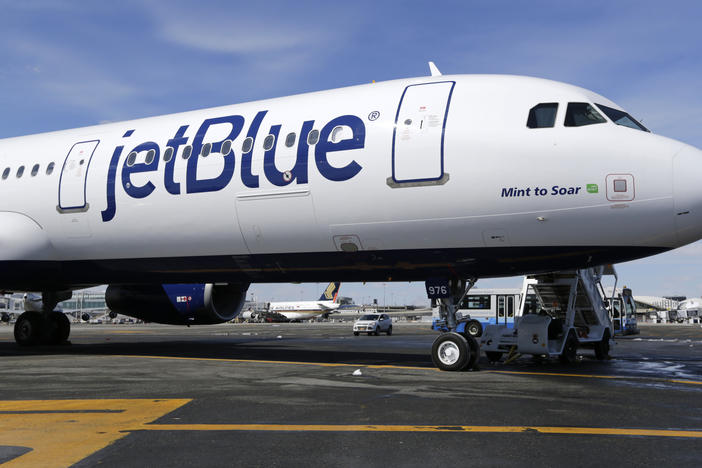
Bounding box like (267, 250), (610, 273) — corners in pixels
(0, 322), (701, 467)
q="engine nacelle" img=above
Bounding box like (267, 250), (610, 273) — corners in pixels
(105, 283), (249, 325)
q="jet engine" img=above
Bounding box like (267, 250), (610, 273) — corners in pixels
(105, 283), (249, 325)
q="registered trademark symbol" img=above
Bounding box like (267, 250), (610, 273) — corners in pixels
(368, 111), (380, 121)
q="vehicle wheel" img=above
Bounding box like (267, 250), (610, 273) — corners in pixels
(559, 331), (578, 365)
(466, 335), (480, 370)
(485, 351), (503, 363)
(374, 327), (380, 336)
(386, 326), (392, 336)
(353, 332), (359, 336)
(14, 312), (43, 346)
(431, 332), (470, 371)
(466, 320), (483, 338)
(50, 312), (70, 344)
(594, 329), (611, 360)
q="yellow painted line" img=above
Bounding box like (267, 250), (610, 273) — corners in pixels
(113, 354), (433, 371)
(0, 399), (191, 468)
(111, 354), (702, 386)
(136, 423), (702, 438)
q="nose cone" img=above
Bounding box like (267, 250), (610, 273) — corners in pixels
(673, 145), (702, 245)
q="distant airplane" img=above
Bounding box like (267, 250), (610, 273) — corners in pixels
(268, 282), (342, 320)
(2, 64), (702, 369)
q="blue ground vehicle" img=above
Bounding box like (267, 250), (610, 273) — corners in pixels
(432, 288), (521, 337)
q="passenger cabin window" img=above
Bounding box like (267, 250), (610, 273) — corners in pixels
(263, 135), (275, 151)
(145, 149), (156, 164)
(163, 147), (174, 162)
(564, 102), (606, 127)
(31, 164), (40, 177)
(46, 162), (55, 175)
(201, 142), (212, 157)
(221, 139), (232, 155)
(126, 152), (137, 167)
(285, 132), (296, 148)
(595, 104), (649, 132)
(1, 168), (9, 180)
(527, 103), (558, 128)
(182, 145), (192, 159)
(16, 166), (25, 178)
(242, 137), (253, 153)
(307, 129), (320, 145)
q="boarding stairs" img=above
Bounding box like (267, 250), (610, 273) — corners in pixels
(481, 267), (613, 359)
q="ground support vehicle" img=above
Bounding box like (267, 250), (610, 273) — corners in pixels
(480, 267), (614, 364)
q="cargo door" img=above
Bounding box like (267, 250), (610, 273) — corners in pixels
(390, 81), (454, 186)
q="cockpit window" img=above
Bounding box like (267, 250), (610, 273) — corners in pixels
(595, 104), (649, 132)
(564, 102), (606, 127)
(527, 103), (558, 128)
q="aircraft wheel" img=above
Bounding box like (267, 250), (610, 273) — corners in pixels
(466, 334), (480, 370)
(559, 331), (578, 365)
(431, 332), (470, 371)
(48, 312), (70, 344)
(14, 312), (43, 346)
(594, 329), (611, 360)
(466, 320), (483, 337)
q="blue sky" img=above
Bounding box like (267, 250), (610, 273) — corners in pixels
(2, 1), (702, 303)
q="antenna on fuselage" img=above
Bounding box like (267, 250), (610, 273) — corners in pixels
(428, 61), (442, 77)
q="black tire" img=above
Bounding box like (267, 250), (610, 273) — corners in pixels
(466, 320), (483, 338)
(594, 329), (611, 360)
(485, 351), (503, 363)
(466, 334), (480, 370)
(353, 332), (359, 336)
(374, 327), (380, 336)
(559, 331), (578, 365)
(431, 332), (470, 371)
(14, 312), (43, 346)
(386, 326), (392, 336)
(51, 312), (70, 344)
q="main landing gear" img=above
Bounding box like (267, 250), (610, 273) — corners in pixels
(427, 278), (480, 371)
(13, 291), (72, 346)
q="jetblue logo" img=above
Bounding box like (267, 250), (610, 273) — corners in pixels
(101, 111), (365, 222)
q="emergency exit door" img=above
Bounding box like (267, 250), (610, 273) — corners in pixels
(391, 81), (454, 185)
(58, 140), (99, 212)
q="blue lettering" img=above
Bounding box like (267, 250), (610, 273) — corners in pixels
(241, 110), (267, 188)
(164, 125), (189, 195)
(101, 129), (134, 222)
(315, 115), (364, 182)
(186, 115), (244, 194)
(122, 141), (160, 199)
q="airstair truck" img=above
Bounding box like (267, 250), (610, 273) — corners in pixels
(481, 267), (614, 364)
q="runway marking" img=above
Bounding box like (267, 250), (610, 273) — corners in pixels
(0, 399), (190, 468)
(136, 423), (702, 439)
(112, 354), (702, 386)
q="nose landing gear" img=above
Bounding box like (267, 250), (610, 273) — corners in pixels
(427, 277), (480, 371)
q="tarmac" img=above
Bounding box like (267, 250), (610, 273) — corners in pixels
(0, 321), (701, 467)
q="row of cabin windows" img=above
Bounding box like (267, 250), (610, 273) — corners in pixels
(125, 128), (325, 167)
(4, 126), (343, 174)
(527, 102), (648, 131)
(1, 162), (56, 181)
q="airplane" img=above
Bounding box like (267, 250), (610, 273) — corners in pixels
(268, 282), (342, 321)
(2, 62), (702, 370)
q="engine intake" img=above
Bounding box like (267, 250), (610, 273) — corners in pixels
(106, 283), (249, 325)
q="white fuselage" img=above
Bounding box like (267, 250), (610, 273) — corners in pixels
(1, 74), (702, 290)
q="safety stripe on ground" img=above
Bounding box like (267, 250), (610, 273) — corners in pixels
(135, 423), (702, 438)
(112, 354), (702, 386)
